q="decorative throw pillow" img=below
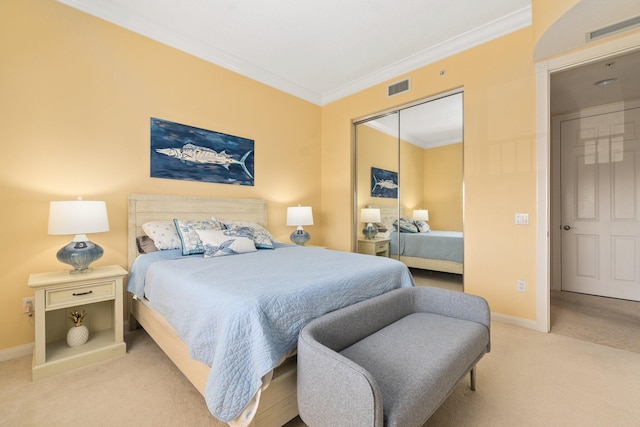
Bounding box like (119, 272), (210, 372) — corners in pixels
(195, 229), (257, 258)
(142, 221), (181, 250)
(415, 220), (431, 233)
(174, 218), (226, 255)
(395, 217), (418, 233)
(221, 219), (275, 249)
(136, 235), (159, 254)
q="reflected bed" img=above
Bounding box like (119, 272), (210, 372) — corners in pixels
(378, 206), (463, 274)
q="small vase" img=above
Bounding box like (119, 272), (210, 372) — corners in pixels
(67, 325), (89, 347)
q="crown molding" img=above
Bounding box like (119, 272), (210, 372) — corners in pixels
(57, 0), (324, 104)
(321, 6), (531, 105)
(58, 1), (530, 106)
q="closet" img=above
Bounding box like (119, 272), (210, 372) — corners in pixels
(353, 91), (464, 274)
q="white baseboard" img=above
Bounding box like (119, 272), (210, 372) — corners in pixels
(492, 312), (546, 332)
(0, 343), (33, 362)
(3, 317), (540, 362)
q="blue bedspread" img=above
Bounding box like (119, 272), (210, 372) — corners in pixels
(390, 230), (463, 262)
(128, 245), (414, 422)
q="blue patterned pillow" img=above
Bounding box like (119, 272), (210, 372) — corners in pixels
(221, 220), (275, 249)
(195, 229), (257, 258)
(394, 217), (418, 233)
(174, 218), (226, 255)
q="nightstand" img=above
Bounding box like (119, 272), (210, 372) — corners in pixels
(28, 265), (127, 380)
(357, 238), (390, 257)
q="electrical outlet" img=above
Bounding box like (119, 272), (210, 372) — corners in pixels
(22, 297), (34, 316)
(517, 280), (526, 293)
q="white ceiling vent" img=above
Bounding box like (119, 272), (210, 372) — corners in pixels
(387, 78), (410, 97)
(587, 15), (640, 41)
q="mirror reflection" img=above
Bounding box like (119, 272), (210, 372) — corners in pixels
(354, 92), (464, 277)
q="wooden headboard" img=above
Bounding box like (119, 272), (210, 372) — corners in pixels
(376, 205), (405, 219)
(128, 194), (267, 270)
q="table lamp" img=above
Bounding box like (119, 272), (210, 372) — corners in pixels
(286, 205), (313, 245)
(413, 209), (429, 221)
(48, 197), (110, 273)
(361, 208), (381, 240)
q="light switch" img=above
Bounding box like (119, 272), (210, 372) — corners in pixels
(515, 213), (529, 225)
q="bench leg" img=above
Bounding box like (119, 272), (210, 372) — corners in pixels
(470, 367), (476, 391)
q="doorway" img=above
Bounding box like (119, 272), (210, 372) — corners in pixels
(537, 34), (640, 334)
(536, 39), (640, 338)
(553, 102), (640, 301)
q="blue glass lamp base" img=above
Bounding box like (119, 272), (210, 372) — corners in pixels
(362, 224), (378, 240)
(57, 240), (104, 273)
(290, 229), (310, 246)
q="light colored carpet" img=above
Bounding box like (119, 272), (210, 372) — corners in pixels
(2, 274), (640, 426)
(410, 267), (463, 291)
(3, 323), (640, 427)
(551, 290), (640, 354)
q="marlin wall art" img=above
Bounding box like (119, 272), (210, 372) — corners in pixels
(371, 167), (398, 198)
(150, 118), (255, 186)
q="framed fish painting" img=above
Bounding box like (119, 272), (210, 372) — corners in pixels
(371, 167), (398, 198)
(150, 118), (255, 186)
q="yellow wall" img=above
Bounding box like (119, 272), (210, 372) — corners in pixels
(400, 140), (426, 214)
(532, 0), (579, 45)
(355, 124), (426, 236)
(355, 125), (399, 216)
(0, 0), (320, 350)
(3, 0), (635, 352)
(321, 28), (538, 321)
(423, 143), (463, 231)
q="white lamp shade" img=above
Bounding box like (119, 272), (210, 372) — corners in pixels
(361, 208), (381, 223)
(413, 209), (429, 221)
(48, 200), (110, 235)
(286, 206), (314, 226)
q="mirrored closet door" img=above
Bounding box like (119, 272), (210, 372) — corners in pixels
(354, 91), (464, 276)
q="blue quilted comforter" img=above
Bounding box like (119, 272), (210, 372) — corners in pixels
(390, 230), (463, 262)
(128, 244), (414, 422)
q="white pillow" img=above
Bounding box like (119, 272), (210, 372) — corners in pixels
(415, 220), (431, 233)
(141, 221), (181, 250)
(195, 229), (257, 258)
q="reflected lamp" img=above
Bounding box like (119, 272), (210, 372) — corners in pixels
(361, 208), (381, 240)
(413, 209), (429, 221)
(286, 205), (313, 245)
(48, 198), (110, 273)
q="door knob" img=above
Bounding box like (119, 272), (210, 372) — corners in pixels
(562, 225), (576, 230)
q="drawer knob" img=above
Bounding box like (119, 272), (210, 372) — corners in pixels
(72, 290), (94, 297)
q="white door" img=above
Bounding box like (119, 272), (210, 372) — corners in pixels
(560, 107), (640, 301)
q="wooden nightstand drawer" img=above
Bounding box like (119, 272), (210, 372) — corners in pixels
(46, 281), (115, 310)
(357, 238), (390, 257)
(374, 241), (388, 252)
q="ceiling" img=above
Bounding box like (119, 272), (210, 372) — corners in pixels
(57, 0), (531, 106)
(363, 93), (463, 149)
(550, 49), (640, 115)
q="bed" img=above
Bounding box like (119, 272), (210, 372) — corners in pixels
(127, 194), (415, 427)
(378, 206), (464, 275)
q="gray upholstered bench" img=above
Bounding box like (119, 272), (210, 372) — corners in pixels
(297, 286), (491, 427)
